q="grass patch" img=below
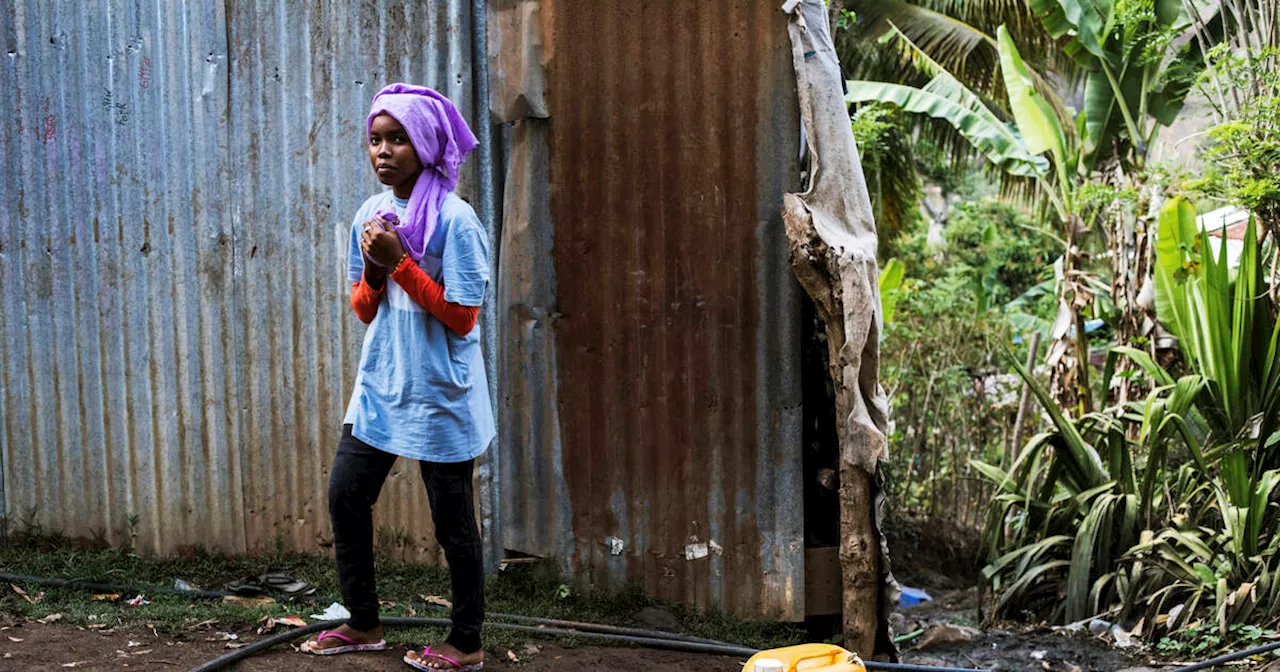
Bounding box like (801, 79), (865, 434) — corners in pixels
(1156, 623), (1280, 660)
(0, 534), (803, 653)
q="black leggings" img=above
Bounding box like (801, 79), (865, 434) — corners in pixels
(328, 425), (485, 653)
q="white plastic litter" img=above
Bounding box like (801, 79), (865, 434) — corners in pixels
(310, 602), (351, 621)
(1087, 619), (1112, 636)
(1111, 625), (1137, 648)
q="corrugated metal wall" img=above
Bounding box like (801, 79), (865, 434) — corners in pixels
(0, 0), (244, 552)
(495, 1), (805, 618)
(3, 0), (809, 620)
(0, 0), (476, 559)
(224, 0), (476, 560)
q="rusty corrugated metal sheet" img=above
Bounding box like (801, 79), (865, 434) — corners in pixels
(0, 0), (477, 560)
(496, 1), (805, 618)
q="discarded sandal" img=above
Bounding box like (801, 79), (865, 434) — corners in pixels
(225, 576), (264, 596)
(259, 572), (310, 595)
(300, 631), (389, 655)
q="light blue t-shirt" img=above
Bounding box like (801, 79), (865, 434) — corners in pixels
(342, 190), (495, 463)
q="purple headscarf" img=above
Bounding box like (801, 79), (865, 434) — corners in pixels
(366, 83), (478, 261)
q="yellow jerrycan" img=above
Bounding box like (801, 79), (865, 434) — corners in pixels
(742, 643), (867, 672)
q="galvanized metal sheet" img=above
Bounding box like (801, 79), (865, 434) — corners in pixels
(497, 118), (571, 562)
(1, 0), (244, 551)
(1, 0), (477, 560)
(225, 0), (477, 560)
(495, 1), (805, 618)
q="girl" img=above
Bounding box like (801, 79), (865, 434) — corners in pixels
(300, 83), (493, 672)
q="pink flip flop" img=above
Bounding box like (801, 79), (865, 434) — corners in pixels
(403, 645), (485, 671)
(300, 630), (389, 655)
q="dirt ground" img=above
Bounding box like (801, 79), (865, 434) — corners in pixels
(0, 617), (1156, 672)
(0, 622), (744, 671)
(0, 520), (1169, 671)
(891, 588), (1146, 672)
(884, 520), (1151, 672)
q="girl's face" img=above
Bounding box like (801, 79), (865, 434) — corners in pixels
(368, 113), (421, 197)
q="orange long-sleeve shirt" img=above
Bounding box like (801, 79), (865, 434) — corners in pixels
(350, 257), (479, 336)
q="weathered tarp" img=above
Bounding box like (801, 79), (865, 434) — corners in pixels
(782, 0), (899, 656)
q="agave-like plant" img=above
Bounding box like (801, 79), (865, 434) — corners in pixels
(1154, 197), (1280, 450)
(975, 346), (1207, 623)
(978, 199), (1280, 632)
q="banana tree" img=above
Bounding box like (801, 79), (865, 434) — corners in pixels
(840, 0), (1219, 176)
(848, 25), (1099, 414)
(845, 1), (1227, 408)
(1027, 0), (1227, 398)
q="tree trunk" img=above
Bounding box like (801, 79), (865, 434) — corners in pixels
(905, 373), (939, 512)
(1109, 177), (1156, 406)
(1048, 217), (1092, 416)
(839, 443), (881, 654)
(897, 391), (919, 511)
(1011, 332), (1042, 462)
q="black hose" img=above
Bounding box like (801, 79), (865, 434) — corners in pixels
(189, 618), (432, 672)
(861, 666), (989, 672)
(189, 617), (991, 672)
(1171, 639), (1280, 671)
(484, 612), (731, 646)
(188, 617), (753, 672)
(0, 572), (731, 646)
(4, 572), (991, 672)
(0, 572), (233, 600)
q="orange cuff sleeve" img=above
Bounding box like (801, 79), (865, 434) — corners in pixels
(389, 257), (480, 336)
(350, 274), (385, 324)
